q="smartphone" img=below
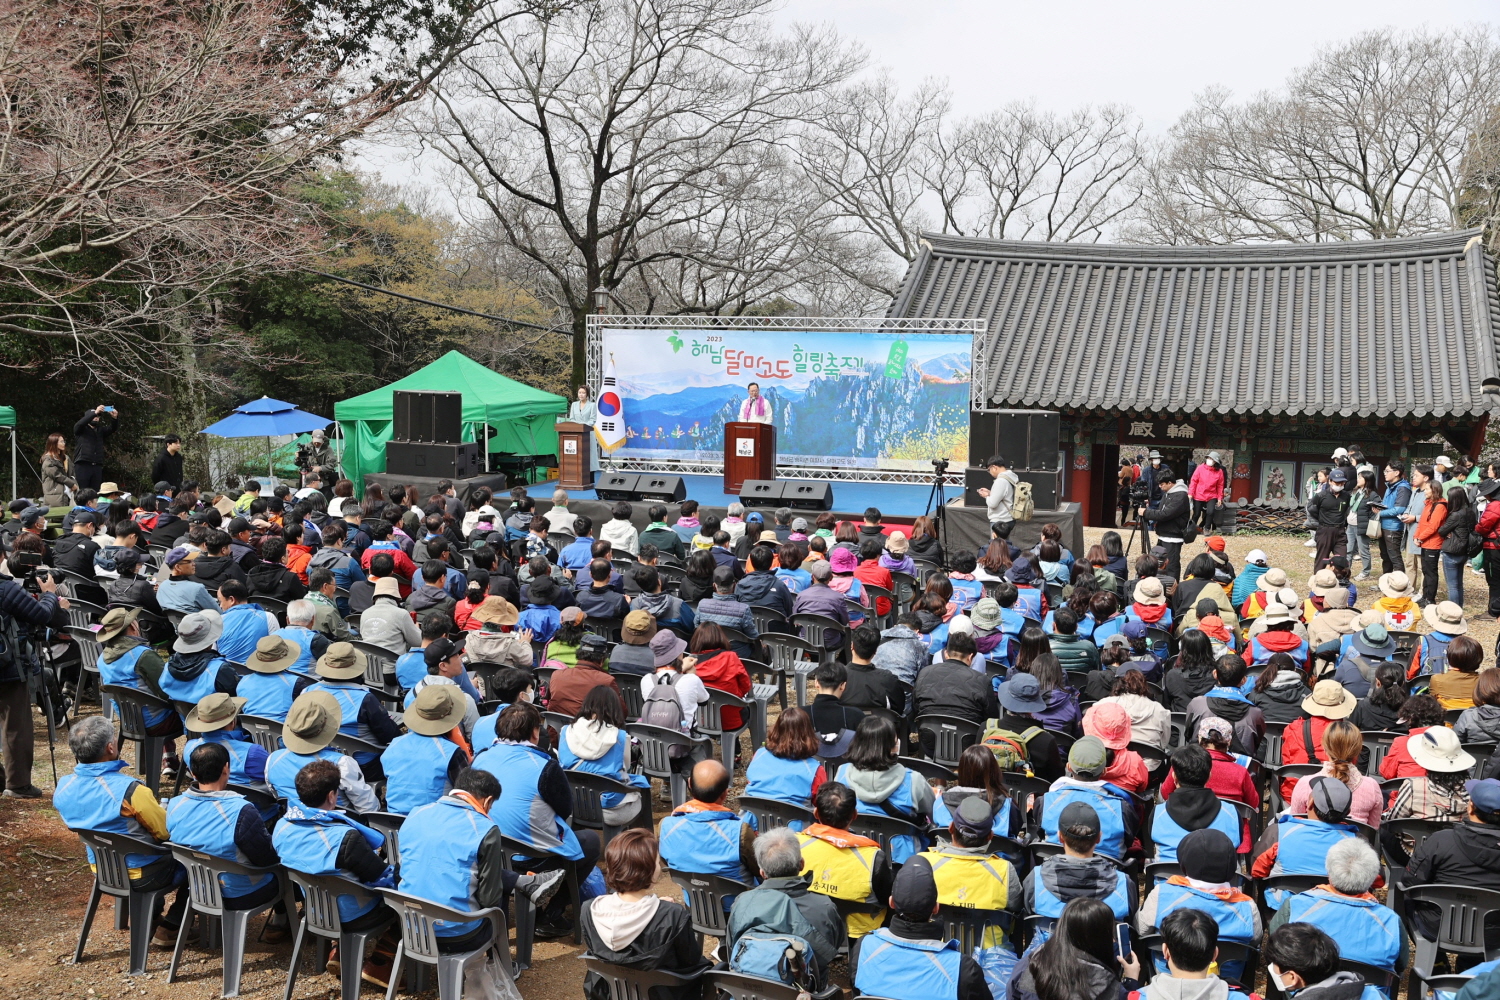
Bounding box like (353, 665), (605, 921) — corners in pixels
(1114, 922), (1132, 959)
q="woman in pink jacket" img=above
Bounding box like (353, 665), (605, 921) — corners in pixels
(1188, 451), (1227, 530)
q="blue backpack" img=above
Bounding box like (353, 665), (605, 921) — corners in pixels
(730, 932), (817, 990)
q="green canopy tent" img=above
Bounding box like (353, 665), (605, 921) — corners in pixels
(0, 407), (14, 500)
(334, 351), (567, 491)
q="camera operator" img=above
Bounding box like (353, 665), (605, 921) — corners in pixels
(0, 555), (64, 797)
(1139, 475), (1191, 580)
(73, 404), (118, 492)
(1137, 450), (1171, 549)
(296, 429), (332, 487)
(977, 454), (1019, 540)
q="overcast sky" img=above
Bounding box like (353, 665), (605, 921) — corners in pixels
(355, 0), (1496, 187)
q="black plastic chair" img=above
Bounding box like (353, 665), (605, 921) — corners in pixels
(1403, 883), (1500, 995)
(737, 794), (815, 832)
(707, 969), (811, 1000)
(849, 812), (926, 859)
(915, 715), (982, 768)
(626, 722), (711, 808)
(584, 955), (705, 1000)
(937, 905), (1013, 954)
(897, 755), (956, 785)
(283, 870), (396, 1000)
(498, 833), (581, 957)
(668, 869), (753, 941)
(70, 828), (176, 975)
(564, 770), (651, 848)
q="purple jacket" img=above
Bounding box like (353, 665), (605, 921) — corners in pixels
(791, 584), (850, 649)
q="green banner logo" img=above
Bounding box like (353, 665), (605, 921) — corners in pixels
(883, 340), (908, 378)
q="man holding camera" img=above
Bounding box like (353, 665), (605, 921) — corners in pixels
(0, 567), (63, 797)
(72, 404), (118, 492)
(978, 454), (1019, 539)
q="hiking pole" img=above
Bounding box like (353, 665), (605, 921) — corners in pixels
(28, 637), (60, 786)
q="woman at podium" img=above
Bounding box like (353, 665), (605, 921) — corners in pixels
(560, 384), (597, 425)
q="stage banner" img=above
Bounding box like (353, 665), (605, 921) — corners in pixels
(600, 326), (971, 472)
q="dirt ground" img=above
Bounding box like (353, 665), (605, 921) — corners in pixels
(2, 525), (1490, 998)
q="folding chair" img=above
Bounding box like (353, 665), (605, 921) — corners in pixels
(564, 770), (651, 847)
(626, 722), (711, 808)
(583, 955), (705, 1000)
(166, 846), (297, 997)
(376, 888), (509, 1000)
(284, 871), (396, 1000)
(71, 828), (177, 975)
(668, 869), (752, 941)
(101, 683), (174, 795)
(737, 794), (815, 832)
(915, 714), (982, 768)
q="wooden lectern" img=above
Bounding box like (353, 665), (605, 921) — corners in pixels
(555, 422), (594, 489)
(723, 422), (776, 494)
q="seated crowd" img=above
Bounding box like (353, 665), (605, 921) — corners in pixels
(40, 478), (1500, 1000)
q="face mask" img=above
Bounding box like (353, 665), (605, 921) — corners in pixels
(1151, 459), (1160, 467)
(1332, 484), (1344, 492)
(1268, 965), (1294, 994)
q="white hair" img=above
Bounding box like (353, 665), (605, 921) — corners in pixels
(754, 828), (804, 878)
(286, 600), (315, 625)
(1325, 837), (1379, 894)
(69, 715), (116, 764)
(728, 502), (744, 517)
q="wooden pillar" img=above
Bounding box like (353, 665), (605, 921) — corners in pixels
(1231, 435), (1253, 502)
(1070, 450), (1093, 522)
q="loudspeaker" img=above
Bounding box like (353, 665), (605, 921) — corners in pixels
(385, 440), (481, 479)
(595, 473), (640, 501)
(739, 480), (783, 506)
(782, 481), (834, 511)
(971, 409), (1059, 472)
(635, 474), (687, 503)
(393, 391), (463, 443)
(963, 466), (1058, 509)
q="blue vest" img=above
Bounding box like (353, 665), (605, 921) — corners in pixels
(267, 747), (347, 807)
(238, 670), (300, 723)
(1041, 782), (1130, 858)
(218, 604), (271, 663)
(1000, 607), (1028, 637)
(98, 644), (170, 727)
(557, 725), (650, 809)
(835, 763), (928, 863)
(272, 627), (318, 674)
(381, 733), (461, 815)
(1013, 589), (1043, 618)
(932, 795), (1013, 839)
(1150, 801), (1241, 862)
(471, 706), (508, 753)
(398, 796), (494, 936)
(744, 748), (824, 825)
(854, 928), (961, 1000)
(54, 759), (163, 871)
(1267, 815), (1358, 908)
(1150, 882), (1257, 978)
(165, 789), (273, 898)
(1250, 635), (1309, 668)
(472, 741), (583, 860)
(1285, 889), (1403, 972)
(1031, 862), (1132, 922)
(183, 732), (264, 787)
(306, 681), (379, 763)
(156, 658), (227, 707)
(272, 805), (385, 923)
(395, 648), (427, 691)
(659, 806), (752, 882)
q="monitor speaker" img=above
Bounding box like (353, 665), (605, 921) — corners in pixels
(393, 391), (463, 443)
(635, 474), (687, 503)
(971, 409), (1059, 472)
(738, 480), (783, 506)
(385, 441), (481, 480)
(595, 473), (640, 501)
(963, 466), (1058, 510)
(782, 481), (834, 511)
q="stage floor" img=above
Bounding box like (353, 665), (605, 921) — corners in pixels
(526, 473), (945, 516)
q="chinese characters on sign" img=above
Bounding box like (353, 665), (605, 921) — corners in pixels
(1117, 418), (1204, 446)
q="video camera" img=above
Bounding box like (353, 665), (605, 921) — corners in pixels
(930, 457), (950, 473)
(9, 550), (51, 595)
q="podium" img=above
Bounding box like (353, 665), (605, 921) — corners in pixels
(555, 422), (594, 489)
(723, 422), (776, 494)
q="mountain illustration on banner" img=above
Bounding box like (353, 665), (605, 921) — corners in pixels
(604, 329), (971, 472)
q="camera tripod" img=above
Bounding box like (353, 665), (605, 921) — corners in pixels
(924, 462), (950, 560)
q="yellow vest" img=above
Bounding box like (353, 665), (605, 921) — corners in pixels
(919, 848), (1017, 948)
(797, 830), (885, 938)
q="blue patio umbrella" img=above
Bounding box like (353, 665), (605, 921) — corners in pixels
(201, 397), (331, 479)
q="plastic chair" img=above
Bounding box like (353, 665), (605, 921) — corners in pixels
(668, 869), (752, 940)
(741, 657), (789, 712)
(564, 770), (651, 848)
(695, 688), (758, 773)
(330, 731), (387, 761)
(759, 633), (819, 707)
(63, 624), (106, 720)
(583, 955), (705, 1000)
(498, 834), (582, 959)
(359, 811), (405, 864)
(1260, 721), (1288, 768)
(891, 571), (919, 615)
(66, 597), (109, 629)
(619, 681), (645, 722)
(376, 888), (509, 1000)
(748, 605), (789, 635)
(1138, 932), (1258, 990)
(791, 612), (849, 666)
(626, 722), (711, 808)
(1416, 974), (1474, 1000)
(1381, 819), (1453, 870)
(1402, 883), (1500, 993)
(584, 616), (624, 642)
(897, 755), (956, 784)
(1339, 959), (1400, 1000)
(915, 715), (982, 768)
(253, 595), (289, 625)
(351, 640), (398, 694)
(165, 845), (297, 997)
(737, 795), (815, 832)
(707, 969), (812, 1000)
(1362, 731), (1403, 776)
(1389, 630), (1420, 670)
(238, 714), (284, 753)
(101, 683), (173, 795)
(1258, 873), (1326, 912)
(849, 812), (926, 858)
(283, 871), (396, 1000)
(937, 905), (1012, 954)
(1270, 762), (1322, 813)
(862, 584), (896, 629)
(70, 829), (176, 975)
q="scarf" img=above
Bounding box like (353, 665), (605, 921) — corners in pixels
(1198, 615), (1232, 643)
(1133, 602), (1169, 624)
(800, 823), (879, 850)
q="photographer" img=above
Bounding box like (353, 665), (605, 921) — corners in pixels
(977, 454), (1019, 539)
(296, 429), (332, 487)
(1140, 476), (1191, 580)
(1138, 450), (1168, 548)
(0, 560), (63, 797)
(72, 404), (118, 492)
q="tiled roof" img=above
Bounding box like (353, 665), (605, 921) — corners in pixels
(887, 229), (1500, 418)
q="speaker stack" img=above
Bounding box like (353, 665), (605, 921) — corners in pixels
(385, 390), (482, 479)
(737, 480), (835, 511)
(594, 473), (688, 503)
(965, 409), (1061, 508)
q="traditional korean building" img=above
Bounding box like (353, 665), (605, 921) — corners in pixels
(888, 228), (1500, 526)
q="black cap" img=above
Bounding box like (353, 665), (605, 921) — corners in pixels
(1179, 828), (1237, 884)
(890, 855), (938, 917)
(423, 635), (466, 668)
(1058, 801), (1101, 836)
(73, 510), (96, 526)
(577, 634), (609, 663)
(953, 794), (997, 838)
(153, 481), (173, 495)
(227, 516), (251, 534)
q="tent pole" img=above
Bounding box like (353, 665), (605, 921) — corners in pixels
(10, 427), (15, 501)
(485, 422), (490, 474)
(268, 435), (273, 482)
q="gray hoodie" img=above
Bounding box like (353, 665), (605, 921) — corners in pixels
(843, 763), (934, 822)
(1138, 975), (1234, 1000)
(986, 469), (1019, 523)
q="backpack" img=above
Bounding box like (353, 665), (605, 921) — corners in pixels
(639, 672), (688, 757)
(981, 719), (1042, 774)
(729, 932), (817, 991)
(1012, 481), (1035, 523)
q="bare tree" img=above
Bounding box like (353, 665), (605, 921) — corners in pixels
(1130, 28), (1500, 244)
(415, 0), (864, 384)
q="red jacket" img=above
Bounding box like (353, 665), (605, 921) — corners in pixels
(693, 647), (752, 729)
(853, 561), (894, 617)
(1161, 748), (1259, 807)
(1477, 503), (1500, 551)
(1278, 714), (1333, 801)
(1188, 463), (1226, 502)
(1380, 727), (1432, 780)
(360, 543), (416, 597)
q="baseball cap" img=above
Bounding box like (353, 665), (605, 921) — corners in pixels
(1122, 621), (1149, 641)
(165, 546), (199, 567)
(19, 506), (47, 527)
(952, 795), (997, 839)
(1058, 801), (1101, 836)
(1308, 775), (1353, 821)
(577, 634), (609, 664)
(1469, 779), (1500, 814)
(73, 510), (96, 526)
(1179, 829), (1237, 883)
(1246, 549), (1268, 566)
(791, 517), (809, 532)
(423, 635), (466, 668)
(890, 855), (939, 916)
(1205, 536), (1226, 552)
(227, 516), (252, 534)
(1068, 735), (1108, 780)
(1196, 715), (1234, 745)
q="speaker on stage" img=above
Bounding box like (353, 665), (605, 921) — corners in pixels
(393, 391), (463, 444)
(596, 473), (640, 501)
(386, 441), (482, 479)
(969, 409), (1059, 471)
(964, 466), (1058, 509)
(782, 481), (834, 511)
(635, 474), (687, 502)
(739, 480), (783, 506)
